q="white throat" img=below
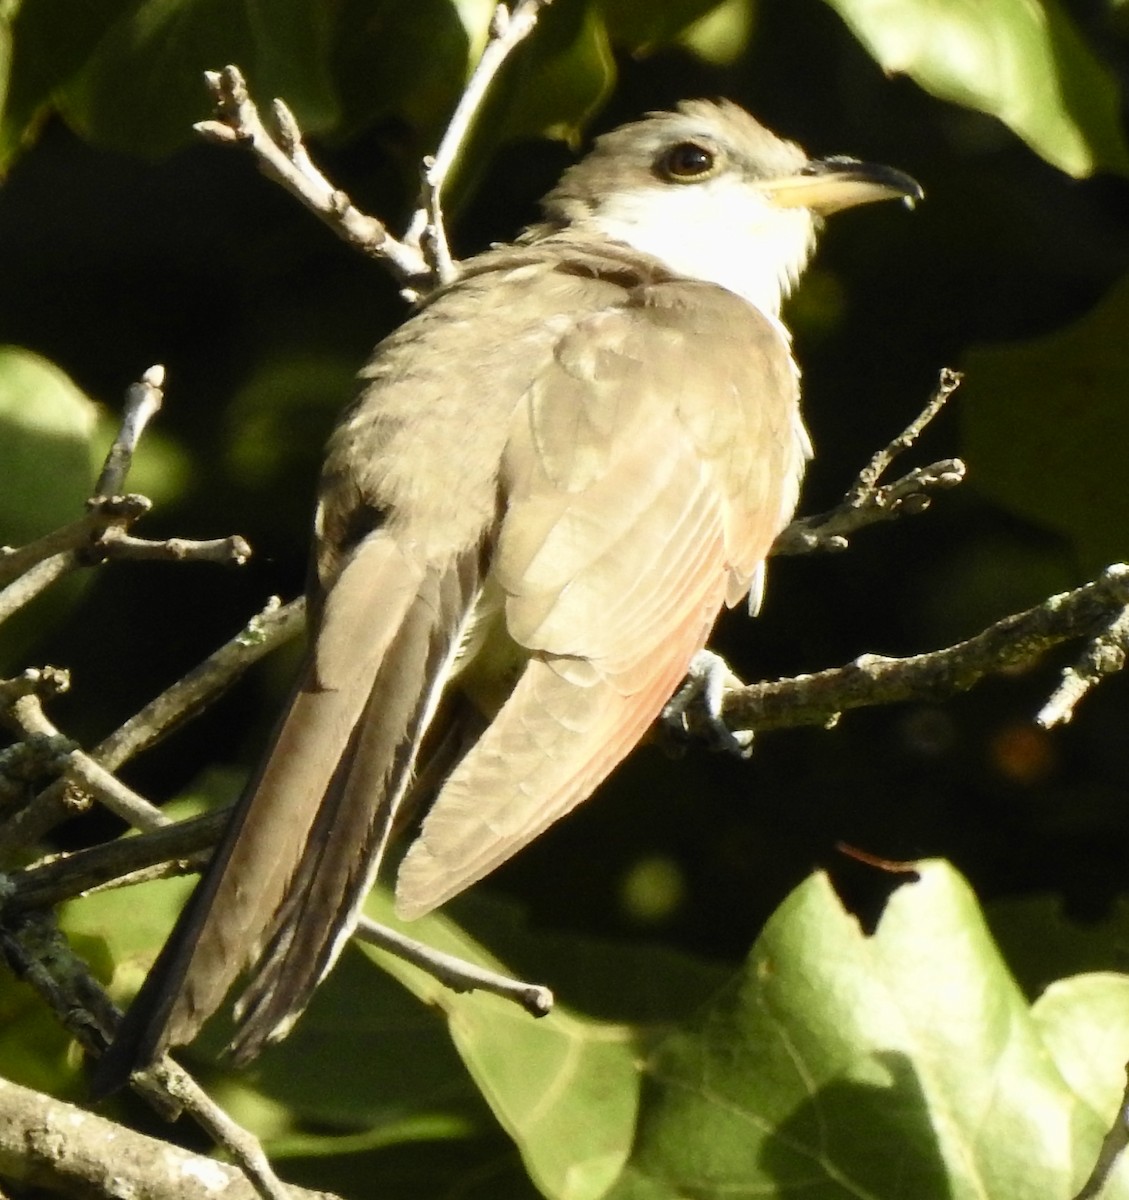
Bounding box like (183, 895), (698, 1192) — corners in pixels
(580, 175), (818, 320)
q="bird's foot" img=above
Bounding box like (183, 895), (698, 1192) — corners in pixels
(662, 649), (754, 759)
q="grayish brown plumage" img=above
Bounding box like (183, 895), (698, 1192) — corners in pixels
(94, 100), (920, 1092)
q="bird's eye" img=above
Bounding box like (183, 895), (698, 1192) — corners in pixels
(658, 141), (717, 182)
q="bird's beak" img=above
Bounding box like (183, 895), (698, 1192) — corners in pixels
(763, 157), (923, 215)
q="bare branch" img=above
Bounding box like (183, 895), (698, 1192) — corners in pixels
(355, 914), (554, 1017)
(196, 65), (432, 288)
(145, 1059), (323, 1200)
(93, 364), (165, 498)
(709, 564), (1129, 737)
(0, 540), (81, 603)
(0, 1076), (339, 1200)
(6, 809), (223, 911)
(0, 497), (252, 593)
(1039, 598), (1129, 727)
(94, 595), (305, 769)
(198, 3), (554, 296)
(96, 526), (252, 565)
(0, 666), (69, 711)
(404, 0), (556, 280)
(0, 598), (304, 854)
(0, 691), (169, 842)
(774, 368), (964, 556)
(850, 367), (963, 501)
(774, 457), (966, 556)
(0, 911), (323, 1200)
(0, 670), (73, 822)
(0, 367), (252, 627)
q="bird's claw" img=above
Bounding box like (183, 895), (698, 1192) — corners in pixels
(662, 649), (754, 759)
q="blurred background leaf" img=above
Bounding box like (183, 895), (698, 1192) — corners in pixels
(961, 270), (1129, 573)
(0, 345), (99, 544)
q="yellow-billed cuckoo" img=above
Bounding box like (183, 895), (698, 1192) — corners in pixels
(94, 100), (920, 1091)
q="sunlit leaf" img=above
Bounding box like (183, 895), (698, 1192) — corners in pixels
(676, 0), (756, 66)
(611, 862), (1129, 1200)
(822, 0), (1129, 177)
(361, 863), (1129, 1200)
(599, 0), (752, 59)
(358, 891), (646, 1200)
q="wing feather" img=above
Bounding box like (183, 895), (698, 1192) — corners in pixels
(395, 279), (808, 919)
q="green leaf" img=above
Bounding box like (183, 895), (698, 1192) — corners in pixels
(363, 863), (1129, 1200)
(988, 892), (1129, 1001)
(821, 0), (1129, 177)
(62, 874), (197, 1003)
(0, 968), (82, 1096)
(1035, 974), (1129, 1126)
(59, 786), (237, 1000)
(56, 0), (339, 159)
(675, 0), (756, 66)
(330, 0), (480, 143)
(598, 0), (752, 60)
(476, 0), (615, 150)
(612, 861), (1129, 1200)
(236, 945), (493, 1135)
(0, 0), (137, 171)
(57, 851), (1129, 1199)
(960, 270), (1129, 572)
(0, 346), (100, 547)
(358, 890), (650, 1200)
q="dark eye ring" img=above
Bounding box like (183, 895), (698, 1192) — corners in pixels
(659, 141), (717, 181)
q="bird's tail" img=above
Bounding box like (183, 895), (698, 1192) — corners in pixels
(92, 535), (480, 1092)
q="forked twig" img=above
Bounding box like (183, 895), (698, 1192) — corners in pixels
(774, 368), (965, 557)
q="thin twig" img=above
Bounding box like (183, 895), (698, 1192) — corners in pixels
(144, 1060), (304, 1200)
(93, 364), (165, 498)
(0, 551), (79, 621)
(354, 914), (553, 1017)
(196, 66), (431, 288)
(404, 0), (554, 280)
(0, 1076), (336, 1200)
(774, 368), (965, 556)
(0, 692), (169, 841)
(773, 458), (966, 556)
(5, 808), (222, 910)
(0, 493), (148, 596)
(96, 527), (252, 565)
(0, 365), (252, 616)
(0, 910), (312, 1200)
(0, 666), (70, 711)
(91, 595), (304, 769)
(0, 598), (304, 855)
(848, 367), (962, 502)
(196, 4), (553, 296)
(1038, 600), (1129, 727)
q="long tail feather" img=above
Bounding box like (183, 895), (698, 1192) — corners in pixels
(230, 551), (481, 1059)
(91, 535), (454, 1093)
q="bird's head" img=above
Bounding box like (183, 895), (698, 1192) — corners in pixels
(541, 100), (922, 319)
